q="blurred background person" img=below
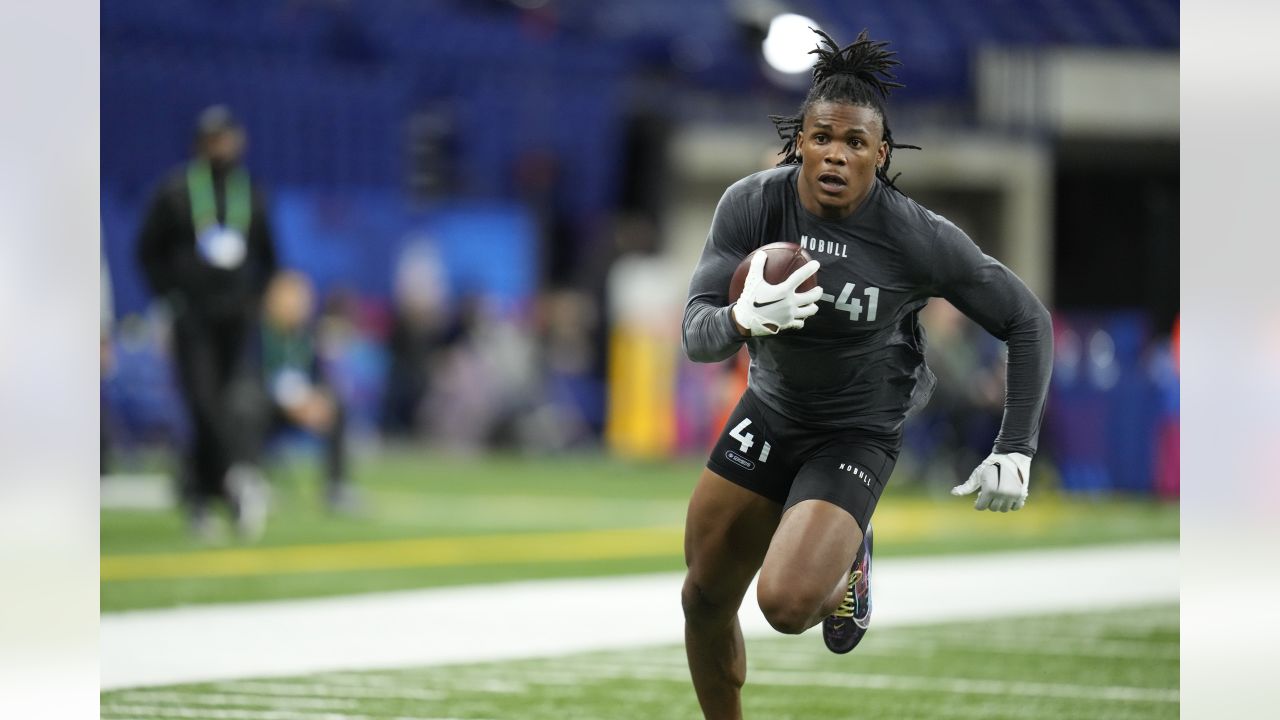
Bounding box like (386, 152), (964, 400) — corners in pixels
(314, 285), (387, 445)
(380, 241), (452, 440)
(135, 105), (277, 540)
(252, 270), (359, 514)
(423, 293), (512, 453)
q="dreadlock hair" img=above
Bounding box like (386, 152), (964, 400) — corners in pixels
(770, 28), (920, 192)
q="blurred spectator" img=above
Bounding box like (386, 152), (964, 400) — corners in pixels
(381, 241), (451, 438)
(422, 294), (533, 452)
(136, 105), (277, 540)
(102, 308), (188, 459)
(526, 289), (598, 449)
(251, 271), (359, 514)
(316, 286), (388, 438)
(424, 295), (500, 452)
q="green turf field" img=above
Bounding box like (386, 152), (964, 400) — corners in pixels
(102, 451), (1179, 611)
(101, 603), (1178, 720)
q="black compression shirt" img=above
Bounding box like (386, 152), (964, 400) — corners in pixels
(682, 165), (1052, 455)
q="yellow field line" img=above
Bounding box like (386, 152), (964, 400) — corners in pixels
(101, 526), (685, 582)
(101, 499), (1114, 583)
(871, 500), (1069, 538)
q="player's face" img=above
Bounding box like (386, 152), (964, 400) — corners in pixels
(795, 102), (889, 220)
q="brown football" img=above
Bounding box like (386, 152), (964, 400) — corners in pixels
(728, 242), (817, 302)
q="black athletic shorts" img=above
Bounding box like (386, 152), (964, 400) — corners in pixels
(705, 388), (901, 533)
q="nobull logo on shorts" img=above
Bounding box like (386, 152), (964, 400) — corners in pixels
(839, 462), (872, 487)
(726, 450), (755, 470)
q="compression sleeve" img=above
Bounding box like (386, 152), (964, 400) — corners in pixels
(932, 220), (1054, 456)
(681, 182), (757, 363)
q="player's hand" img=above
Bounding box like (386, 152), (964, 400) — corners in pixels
(951, 452), (1031, 512)
(731, 252), (823, 336)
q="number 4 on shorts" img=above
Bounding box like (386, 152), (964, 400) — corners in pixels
(729, 418), (754, 452)
(729, 418), (771, 462)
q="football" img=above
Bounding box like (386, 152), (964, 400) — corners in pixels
(728, 242), (817, 302)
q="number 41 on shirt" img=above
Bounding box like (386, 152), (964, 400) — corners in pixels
(822, 283), (880, 322)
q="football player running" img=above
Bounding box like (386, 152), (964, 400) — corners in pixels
(679, 29), (1052, 720)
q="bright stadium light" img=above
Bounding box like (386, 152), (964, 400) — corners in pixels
(761, 13), (819, 75)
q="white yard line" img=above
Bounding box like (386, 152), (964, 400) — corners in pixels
(101, 542), (1177, 691)
(893, 633), (1181, 659)
(110, 691), (362, 711)
(449, 663), (1179, 704)
(207, 682), (448, 701)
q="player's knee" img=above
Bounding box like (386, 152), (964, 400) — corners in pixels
(681, 576), (734, 625)
(759, 598), (810, 635)
(757, 583), (821, 635)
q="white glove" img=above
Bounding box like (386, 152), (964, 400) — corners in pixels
(951, 452), (1031, 512)
(731, 251), (823, 336)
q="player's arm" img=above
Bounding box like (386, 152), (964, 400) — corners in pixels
(682, 182), (822, 361)
(931, 220), (1053, 511)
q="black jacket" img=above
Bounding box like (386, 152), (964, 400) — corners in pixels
(137, 163), (278, 320)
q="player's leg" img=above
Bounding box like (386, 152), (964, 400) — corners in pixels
(683, 469), (781, 720)
(756, 499), (861, 634)
(756, 445), (894, 638)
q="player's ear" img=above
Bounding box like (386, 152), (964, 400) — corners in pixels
(876, 140), (888, 169)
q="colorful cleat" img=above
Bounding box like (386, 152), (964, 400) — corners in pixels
(823, 523), (873, 654)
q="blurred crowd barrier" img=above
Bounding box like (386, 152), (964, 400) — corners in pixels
(104, 261), (1179, 500)
(1048, 312), (1179, 498)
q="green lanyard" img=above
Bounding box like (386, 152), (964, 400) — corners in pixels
(187, 160), (251, 236)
